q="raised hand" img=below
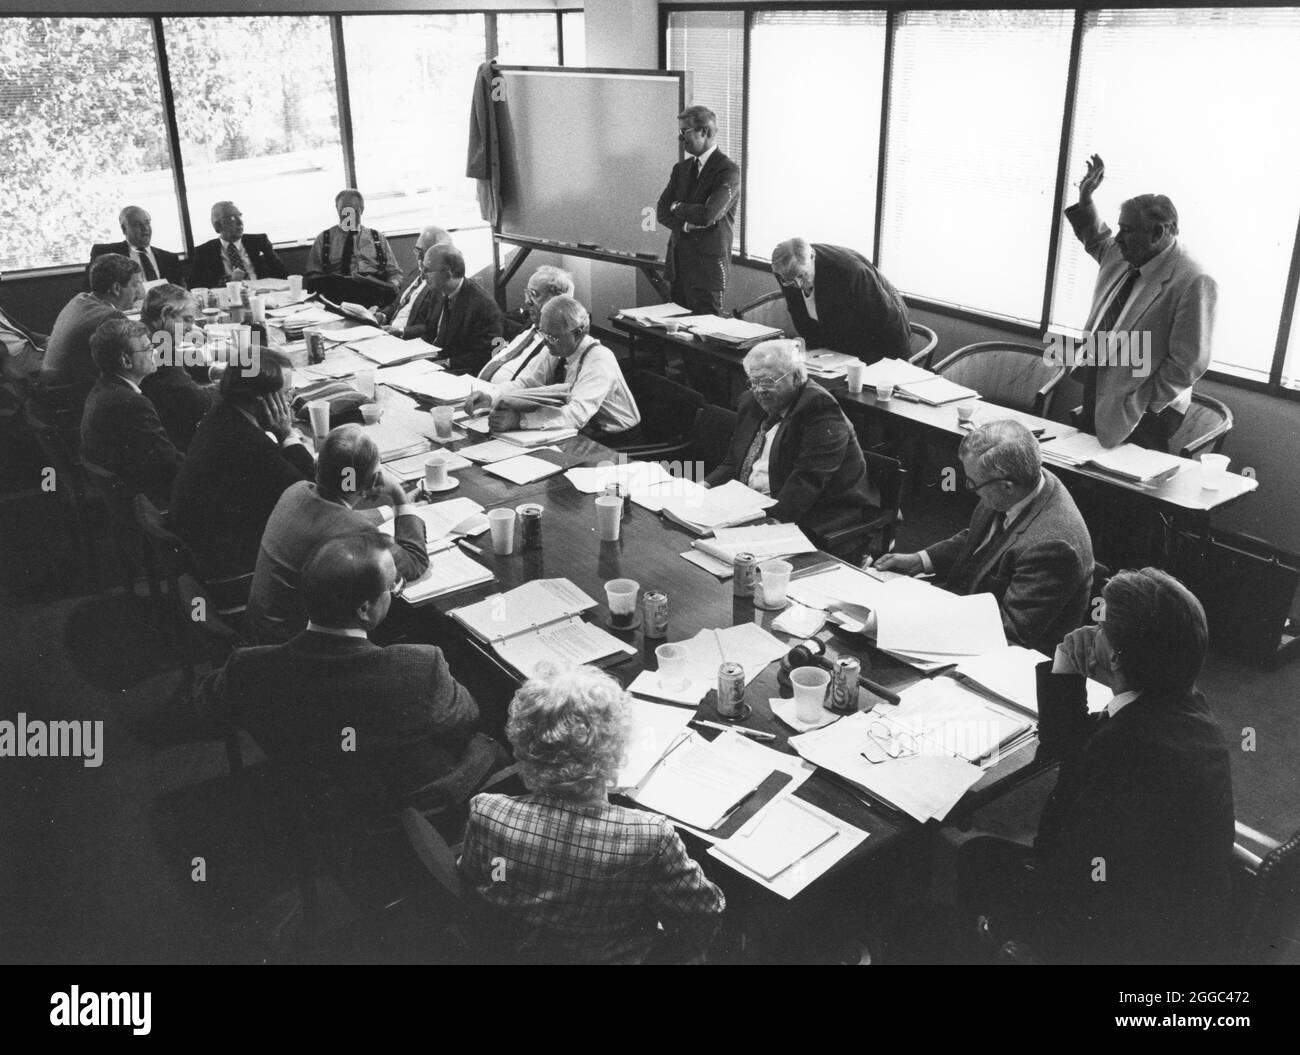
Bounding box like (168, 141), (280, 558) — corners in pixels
(1078, 154), (1105, 205)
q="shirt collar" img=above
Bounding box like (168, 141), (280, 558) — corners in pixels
(221, 236), (242, 247)
(1137, 240), (1176, 277)
(1003, 473), (1045, 527)
(695, 145), (716, 170)
(117, 374), (142, 394)
(305, 622), (368, 639)
(1106, 690), (1141, 718)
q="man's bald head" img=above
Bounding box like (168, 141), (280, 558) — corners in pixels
(316, 424), (380, 502)
(416, 226), (453, 254)
(119, 206), (152, 249)
(423, 243), (465, 278)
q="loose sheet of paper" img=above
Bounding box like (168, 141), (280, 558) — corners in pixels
(494, 617), (635, 679)
(497, 427), (578, 447)
(954, 645), (1111, 715)
(695, 523), (817, 563)
(401, 548), (495, 604)
(627, 669), (712, 708)
(461, 438), (551, 464)
(674, 623), (787, 686)
(617, 702), (695, 789)
(565, 460), (675, 495)
(484, 454), (565, 486)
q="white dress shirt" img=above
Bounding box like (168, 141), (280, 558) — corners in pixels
(131, 245), (161, 280)
(746, 418), (784, 495)
(478, 326), (546, 384)
(221, 238), (256, 280)
(1105, 689), (1141, 718)
(493, 335), (640, 434)
(391, 277), (427, 330)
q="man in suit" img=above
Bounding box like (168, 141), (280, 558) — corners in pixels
(959, 568), (1235, 964)
(246, 424), (430, 645)
(44, 255), (142, 388)
(138, 284), (213, 451)
(305, 188), (404, 309)
(88, 206), (184, 287)
(476, 265), (573, 385)
(1066, 155), (1217, 450)
(188, 201), (289, 290)
(655, 105), (741, 315)
(375, 225), (452, 340)
(196, 532), (501, 818)
(420, 243), (503, 374)
(79, 318), (184, 504)
(704, 339), (875, 545)
(771, 239), (912, 364)
(873, 419), (1094, 652)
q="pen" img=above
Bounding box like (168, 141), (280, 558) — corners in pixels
(691, 719), (777, 741)
(455, 538), (483, 556)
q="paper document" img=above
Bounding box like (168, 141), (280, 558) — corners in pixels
(451, 579), (596, 643)
(320, 325), (384, 345)
(954, 645), (1111, 715)
(378, 369), (468, 404)
(407, 497), (488, 541)
(484, 454), (565, 486)
(858, 358), (936, 387)
(659, 479), (775, 533)
(712, 797), (839, 880)
(460, 438), (547, 464)
(378, 360), (445, 392)
(674, 316), (783, 344)
(401, 548), (494, 604)
(631, 476), (710, 515)
(497, 427), (578, 447)
(770, 603), (828, 638)
(878, 680), (1032, 765)
(634, 732), (773, 830)
(875, 586), (1008, 659)
(619, 302), (692, 324)
(694, 523), (816, 564)
(565, 460), (674, 495)
(680, 549), (735, 579)
(898, 375), (981, 406)
(617, 703), (696, 789)
(360, 421), (429, 461)
(351, 333), (439, 367)
(495, 617), (635, 678)
(674, 623), (787, 687)
(628, 669), (712, 708)
(1040, 433), (1184, 483)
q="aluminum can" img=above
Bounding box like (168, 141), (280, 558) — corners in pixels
(826, 657), (862, 714)
(306, 331), (325, 364)
(518, 504), (543, 549)
(642, 590), (668, 638)
(733, 552), (758, 598)
(717, 662), (746, 718)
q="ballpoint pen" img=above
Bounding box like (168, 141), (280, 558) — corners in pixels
(691, 719), (777, 741)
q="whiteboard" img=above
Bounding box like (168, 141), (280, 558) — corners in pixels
(497, 67), (685, 259)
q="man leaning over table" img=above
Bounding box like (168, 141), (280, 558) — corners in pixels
(375, 225), (452, 339)
(704, 339), (876, 549)
(464, 295), (642, 446)
(189, 201), (289, 290)
(870, 419), (1094, 652)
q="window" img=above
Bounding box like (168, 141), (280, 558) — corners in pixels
(666, 10), (745, 245)
(163, 16), (346, 247)
(746, 10), (886, 260)
(0, 18), (182, 271)
(561, 12), (586, 66)
(343, 14), (485, 238)
(496, 12), (559, 65)
(879, 9), (1074, 321)
(1053, 7), (1300, 380)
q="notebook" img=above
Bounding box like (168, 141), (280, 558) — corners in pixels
(400, 547), (495, 604)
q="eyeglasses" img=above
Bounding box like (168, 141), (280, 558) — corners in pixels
(746, 368), (793, 393)
(389, 576), (406, 599)
(539, 329), (571, 344)
(860, 719), (918, 764)
(524, 288), (542, 304)
(963, 475), (1013, 493)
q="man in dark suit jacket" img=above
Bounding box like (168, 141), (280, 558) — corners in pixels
(771, 239), (912, 364)
(188, 201), (289, 290)
(195, 533), (501, 816)
(420, 244), (503, 374)
(959, 568), (1235, 964)
(376, 225), (452, 339)
(874, 419), (1094, 652)
(655, 105), (741, 315)
(88, 206), (184, 287)
(704, 340), (874, 544)
(139, 283), (213, 451)
(80, 318), (184, 504)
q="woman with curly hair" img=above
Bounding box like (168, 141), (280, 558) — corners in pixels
(458, 663), (725, 964)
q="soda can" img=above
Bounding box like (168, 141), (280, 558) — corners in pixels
(642, 590), (668, 638)
(733, 552), (758, 598)
(306, 331), (325, 364)
(826, 657), (862, 714)
(603, 481), (627, 517)
(716, 662), (746, 718)
(517, 504), (543, 549)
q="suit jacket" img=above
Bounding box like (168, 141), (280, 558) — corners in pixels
(80, 374), (184, 504)
(171, 401), (315, 580)
(1032, 665), (1235, 964)
(781, 243), (912, 364)
(195, 629), (489, 811)
(140, 365), (214, 452)
(655, 150), (741, 293)
(41, 293), (122, 387)
(188, 234), (288, 289)
(704, 380), (873, 537)
(925, 471), (1093, 652)
(88, 241), (185, 287)
(379, 275), (444, 341)
(1065, 202), (1217, 447)
(426, 278), (503, 374)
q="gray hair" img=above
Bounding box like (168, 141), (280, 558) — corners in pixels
(540, 294), (590, 335)
(506, 663), (633, 797)
(744, 338), (807, 384)
(958, 419), (1042, 488)
(416, 225), (452, 251)
(316, 424), (380, 500)
(334, 188), (364, 210)
(678, 104), (717, 136)
(527, 265), (574, 301)
(1124, 194), (1179, 237)
(90, 318), (148, 375)
(140, 283), (192, 331)
(771, 238), (813, 273)
(210, 200), (239, 228)
(118, 205), (149, 228)
(1103, 568), (1207, 694)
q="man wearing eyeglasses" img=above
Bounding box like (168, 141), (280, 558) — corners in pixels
(703, 339), (874, 548)
(466, 295), (641, 445)
(196, 532), (504, 826)
(476, 266), (574, 385)
(375, 225), (453, 339)
(246, 424), (430, 645)
(871, 419), (1093, 651)
(770, 239), (912, 365)
(656, 105), (741, 315)
(418, 243), (503, 374)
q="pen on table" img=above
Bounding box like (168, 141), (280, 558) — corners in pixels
(858, 675), (901, 705)
(455, 537), (483, 556)
(890, 389), (922, 403)
(691, 719), (777, 742)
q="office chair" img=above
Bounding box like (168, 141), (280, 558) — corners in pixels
(932, 341), (1066, 417)
(907, 322), (940, 367)
(616, 371), (705, 462)
(732, 289), (795, 337)
(806, 450), (906, 563)
(1169, 392), (1233, 459)
(689, 404), (738, 477)
(1232, 823), (1300, 964)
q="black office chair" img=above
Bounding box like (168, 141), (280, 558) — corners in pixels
(1170, 392), (1233, 459)
(1232, 823), (1300, 964)
(932, 341), (1066, 417)
(689, 404), (738, 478)
(81, 457), (159, 601)
(806, 450), (906, 563)
(617, 371), (706, 463)
(22, 397), (100, 585)
(732, 288), (795, 337)
(907, 322), (940, 367)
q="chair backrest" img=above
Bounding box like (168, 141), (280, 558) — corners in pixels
(81, 456), (139, 532)
(1170, 392), (1233, 459)
(691, 404), (738, 477)
(908, 323), (939, 367)
(864, 450), (905, 515)
(400, 806), (463, 900)
(133, 492), (194, 581)
(933, 341), (1065, 416)
(732, 289), (795, 337)
(177, 572), (244, 660)
(627, 370), (705, 446)
(1233, 826), (1300, 964)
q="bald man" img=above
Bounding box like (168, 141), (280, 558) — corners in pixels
(376, 225), (453, 339)
(419, 243), (502, 374)
(89, 206), (184, 287)
(189, 201), (288, 289)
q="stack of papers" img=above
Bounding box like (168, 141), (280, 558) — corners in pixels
(498, 427), (578, 448)
(897, 375), (982, 406)
(351, 333), (440, 367)
(872, 679), (1034, 765)
(873, 584), (1008, 667)
(790, 712), (984, 822)
(659, 479), (776, 535)
(953, 645), (1111, 716)
(483, 454), (565, 485)
(858, 358), (936, 387)
(1040, 434), (1185, 484)
(673, 315), (785, 346)
(320, 325), (384, 345)
(360, 420), (429, 461)
(632, 731), (772, 830)
(693, 523), (817, 565)
(618, 302), (691, 325)
(672, 623), (788, 687)
(803, 349), (864, 379)
(401, 545), (495, 604)
(377, 369), (469, 405)
(617, 702), (696, 788)
(378, 360), (445, 394)
(564, 460), (675, 495)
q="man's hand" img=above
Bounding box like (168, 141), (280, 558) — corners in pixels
(257, 392), (294, 442)
(463, 389), (494, 416)
(385, 324), (403, 337)
(1078, 153), (1105, 206)
(868, 551), (925, 576)
(1052, 624), (1117, 688)
(372, 466), (409, 508)
(230, 268), (248, 281)
(489, 408), (521, 432)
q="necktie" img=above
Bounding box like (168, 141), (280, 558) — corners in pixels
(685, 158), (701, 197)
(739, 415), (777, 485)
(225, 241), (243, 277)
(553, 354), (567, 385)
(976, 511), (1008, 555)
(435, 296), (452, 347)
(339, 231), (356, 276)
(1079, 267), (1139, 431)
(137, 250), (157, 282)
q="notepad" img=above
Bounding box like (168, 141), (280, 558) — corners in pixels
(360, 421), (429, 461)
(351, 333), (441, 367)
(712, 797), (840, 880)
(401, 547), (495, 604)
(898, 375), (982, 406)
(483, 454), (565, 485)
(497, 427), (578, 448)
(633, 732), (769, 830)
